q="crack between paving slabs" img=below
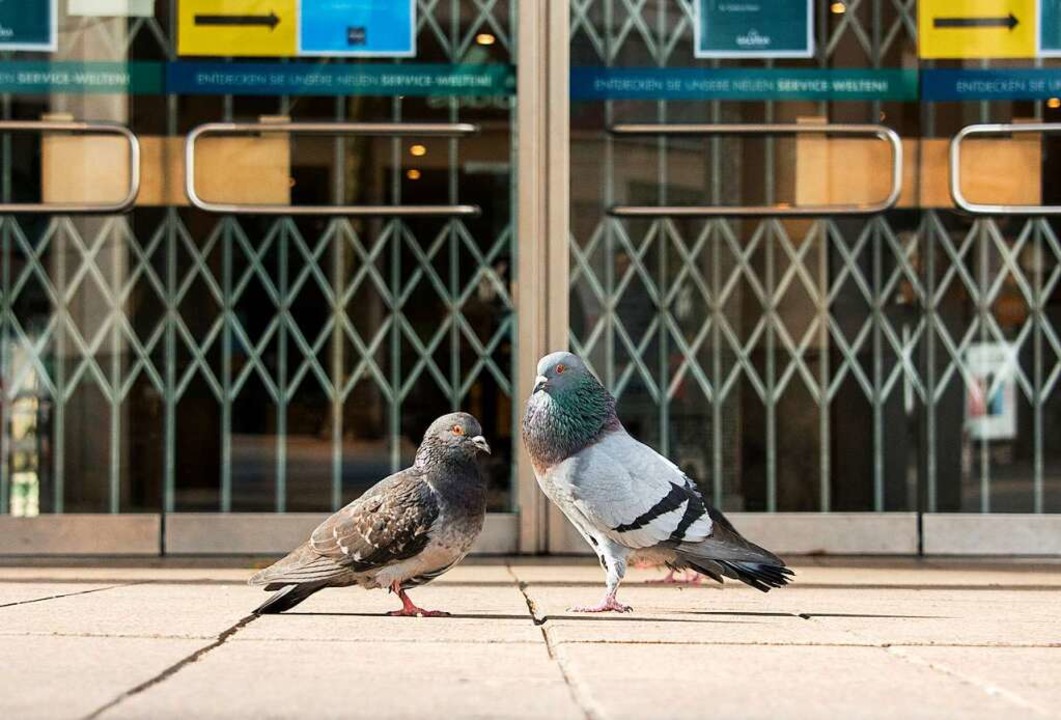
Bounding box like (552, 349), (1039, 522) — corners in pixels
(0, 583), (143, 609)
(506, 562), (603, 720)
(81, 613), (259, 720)
(796, 611), (1047, 715)
(885, 646), (1049, 717)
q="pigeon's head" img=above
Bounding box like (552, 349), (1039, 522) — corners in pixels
(523, 351), (617, 462)
(421, 412), (491, 460)
(532, 351), (600, 398)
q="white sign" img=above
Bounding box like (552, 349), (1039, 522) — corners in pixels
(68, 0), (155, 17)
(965, 342), (1018, 441)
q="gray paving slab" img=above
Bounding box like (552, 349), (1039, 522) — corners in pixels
(0, 560), (1058, 719)
(0, 567), (253, 586)
(0, 635), (205, 720)
(241, 584), (543, 643)
(0, 583), (256, 639)
(769, 588), (1061, 646)
(555, 644), (1027, 720)
(894, 646), (1061, 715)
(99, 640), (583, 720)
(524, 584), (863, 646)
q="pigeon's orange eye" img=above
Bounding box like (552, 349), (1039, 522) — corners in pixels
(555, 363), (566, 374)
(452, 425), (464, 436)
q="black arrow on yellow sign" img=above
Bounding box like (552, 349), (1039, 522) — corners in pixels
(194, 12), (281, 30)
(933, 13), (1019, 30)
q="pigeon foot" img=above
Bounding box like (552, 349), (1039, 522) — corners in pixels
(387, 607), (451, 618)
(569, 596), (632, 613)
(387, 583), (451, 617)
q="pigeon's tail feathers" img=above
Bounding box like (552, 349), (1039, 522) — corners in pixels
(677, 506), (793, 592)
(715, 559), (793, 593)
(253, 581), (327, 615)
(682, 554), (794, 593)
(248, 542), (349, 587)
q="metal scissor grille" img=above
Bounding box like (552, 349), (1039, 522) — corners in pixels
(0, 1), (517, 515)
(570, 0), (1061, 513)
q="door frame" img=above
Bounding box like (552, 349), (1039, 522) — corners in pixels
(514, 0), (570, 553)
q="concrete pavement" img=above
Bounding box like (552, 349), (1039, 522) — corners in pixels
(0, 557), (1059, 719)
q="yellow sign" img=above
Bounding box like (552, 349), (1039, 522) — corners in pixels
(178, 0), (297, 57)
(919, 0), (1036, 58)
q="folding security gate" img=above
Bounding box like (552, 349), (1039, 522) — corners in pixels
(0, 1), (536, 555)
(2, 1), (1060, 556)
(559, 0), (1061, 555)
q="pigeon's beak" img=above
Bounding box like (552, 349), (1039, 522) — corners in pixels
(471, 435), (491, 455)
(533, 375), (548, 394)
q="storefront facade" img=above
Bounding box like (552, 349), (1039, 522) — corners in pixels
(1, 1), (1059, 555)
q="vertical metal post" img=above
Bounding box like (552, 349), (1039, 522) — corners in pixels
(818, 221), (831, 512)
(164, 205), (176, 513)
(54, 223), (66, 514)
(763, 98), (776, 512)
(220, 218), (233, 512)
(873, 221), (884, 511)
(925, 214), (937, 513)
(276, 221), (289, 513)
(1033, 220), (1044, 513)
(710, 102), (723, 510)
(656, 0), (669, 458)
(329, 102), (346, 513)
(603, 0), (615, 392)
(449, 0), (460, 414)
(163, 6), (178, 516)
(388, 99), (402, 474)
(977, 222), (990, 512)
(110, 220), (123, 513)
(517, 0), (568, 553)
(0, 103), (10, 514)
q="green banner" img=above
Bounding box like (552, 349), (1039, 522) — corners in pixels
(571, 68), (919, 101)
(0, 62), (163, 94)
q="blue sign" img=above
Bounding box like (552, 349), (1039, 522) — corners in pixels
(0, 0), (56, 51)
(695, 0), (813, 58)
(300, 0), (415, 57)
(166, 62), (514, 96)
(921, 68), (1061, 100)
(571, 68), (918, 101)
(1041, 0), (1061, 57)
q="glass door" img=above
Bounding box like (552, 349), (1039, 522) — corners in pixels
(561, 0), (1060, 555)
(562, 0), (921, 553)
(0, 0), (529, 554)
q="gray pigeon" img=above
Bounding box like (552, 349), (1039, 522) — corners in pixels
(522, 351), (792, 612)
(249, 412), (490, 616)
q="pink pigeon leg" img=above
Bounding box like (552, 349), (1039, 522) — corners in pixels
(387, 582), (450, 617)
(645, 568), (682, 584)
(646, 568), (704, 585)
(570, 592), (632, 613)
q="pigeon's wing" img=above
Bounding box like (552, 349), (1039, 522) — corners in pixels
(308, 470), (440, 571)
(562, 431), (713, 549)
(249, 469), (440, 587)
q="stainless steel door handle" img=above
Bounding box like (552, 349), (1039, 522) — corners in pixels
(0, 120), (141, 214)
(184, 121), (481, 216)
(950, 123), (1059, 215)
(607, 123), (903, 217)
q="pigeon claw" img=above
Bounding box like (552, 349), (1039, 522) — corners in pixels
(387, 608), (451, 618)
(389, 584), (450, 617)
(569, 597), (633, 613)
